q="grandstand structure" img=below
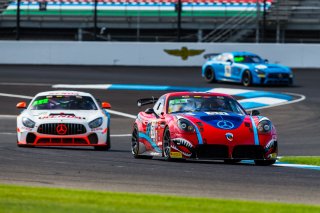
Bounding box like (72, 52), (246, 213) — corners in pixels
(0, 0), (319, 42)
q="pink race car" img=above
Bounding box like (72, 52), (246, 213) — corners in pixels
(131, 92), (277, 165)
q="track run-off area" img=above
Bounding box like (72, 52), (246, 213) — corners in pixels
(0, 65), (319, 205)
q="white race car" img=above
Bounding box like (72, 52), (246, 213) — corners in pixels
(16, 91), (112, 151)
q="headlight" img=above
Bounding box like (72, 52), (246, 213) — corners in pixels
(254, 69), (266, 77)
(178, 118), (195, 132)
(89, 117), (103, 128)
(257, 120), (272, 133)
(22, 117), (35, 128)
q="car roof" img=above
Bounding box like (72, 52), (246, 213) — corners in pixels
(165, 91), (233, 99)
(35, 90), (93, 97)
(228, 51), (258, 56)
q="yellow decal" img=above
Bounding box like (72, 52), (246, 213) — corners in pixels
(164, 47), (205, 60)
(170, 151), (183, 158)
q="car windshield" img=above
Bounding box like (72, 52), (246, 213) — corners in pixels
(30, 95), (98, 110)
(167, 95), (246, 115)
(234, 55), (263, 63)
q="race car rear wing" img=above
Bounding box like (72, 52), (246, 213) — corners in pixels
(137, 97), (159, 107)
(203, 53), (220, 60)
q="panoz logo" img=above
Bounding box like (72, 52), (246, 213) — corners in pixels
(225, 133), (234, 142)
(164, 47), (204, 60)
(217, 120), (234, 130)
(56, 124), (67, 135)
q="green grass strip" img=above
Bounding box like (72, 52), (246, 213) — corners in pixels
(2, 10), (256, 17)
(279, 156), (320, 166)
(0, 184), (319, 213)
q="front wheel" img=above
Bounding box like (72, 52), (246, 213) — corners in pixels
(254, 159), (276, 166)
(163, 127), (172, 161)
(94, 129), (111, 151)
(242, 70), (252, 87)
(204, 67), (216, 83)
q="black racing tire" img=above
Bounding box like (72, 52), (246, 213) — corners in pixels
(204, 67), (216, 83)
(242, 70), (252, 87)
(254, 159), (276, 166)
(224, 159), (241, 164)
(163, 127), (172, 161)
(94, 145), (108, 151)
(17, 144), (34, 148)
(131, 125), (152, 159)
(106, 127), (111, 150)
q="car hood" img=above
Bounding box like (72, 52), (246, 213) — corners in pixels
(24, 110), (102, 123)
(179, 111), (245, 130)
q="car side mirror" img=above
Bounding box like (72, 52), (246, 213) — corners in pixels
(145, 108), (155, 114)
(264, 59), (269, 64)
(250, 110), (260, 116)
(102, 102), (111, 109)
(226, 59), (233, 65)
(16, 101), (27, 109)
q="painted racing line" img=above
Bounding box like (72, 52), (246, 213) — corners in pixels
(52, 83), (306, 110)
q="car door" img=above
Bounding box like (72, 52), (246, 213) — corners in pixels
(148, 96), (166, 151)
(215, 53), (233, 81)
(212, 54), (226, 80)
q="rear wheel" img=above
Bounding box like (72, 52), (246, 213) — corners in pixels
(242, 70), (252, 87)
(254, 159), (276, 166)
(131, 125), (152, 159)
(204, 67), (216, 83)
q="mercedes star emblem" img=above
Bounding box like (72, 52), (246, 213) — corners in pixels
(217, 120), (234, 130)
(56, 124), (67, 135)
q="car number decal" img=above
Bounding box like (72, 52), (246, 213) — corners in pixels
(225, 65), (231, 77)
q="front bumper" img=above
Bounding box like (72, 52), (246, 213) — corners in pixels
(17, 124), (108, 146)
(254, 73), (293, 85)
(170, 135), (278, 160)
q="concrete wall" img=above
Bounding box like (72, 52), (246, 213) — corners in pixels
(0, 41), (319, 68)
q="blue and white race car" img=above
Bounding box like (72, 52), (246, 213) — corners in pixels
(201, 52), (293, 86)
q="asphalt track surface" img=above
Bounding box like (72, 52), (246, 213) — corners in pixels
(0, 65), (319, 205)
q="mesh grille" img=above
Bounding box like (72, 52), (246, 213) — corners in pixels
(268, 73), (290, 79)
(37, 123), (86, 135)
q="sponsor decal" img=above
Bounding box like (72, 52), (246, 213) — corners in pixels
(39, 114), (83, 119)
(205, 112), (229, 115)
(170, 151), (183, 158)
(164, 47), (204, 60)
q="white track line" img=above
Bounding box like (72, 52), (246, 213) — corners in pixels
(0, 93), (33, 99)
(0, 92), (136, 119)
(0, 82), (51, 86)
(247, 92), (306, 111)
(0, 115), (17, 119)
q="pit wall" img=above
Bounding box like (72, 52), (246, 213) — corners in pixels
(0, 41), (319, 68)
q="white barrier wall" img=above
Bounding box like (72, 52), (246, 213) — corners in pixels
(0, 41), (319, 68)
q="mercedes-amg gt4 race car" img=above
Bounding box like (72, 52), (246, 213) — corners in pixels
(202, 51), (293, 86)
(17, 91), (112, 150)
(131, 92), (278, 165)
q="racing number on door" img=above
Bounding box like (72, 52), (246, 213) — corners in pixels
(225, 65), (231, 77)
(147, 121), (157, 141)
(150, 121), (157, 140)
